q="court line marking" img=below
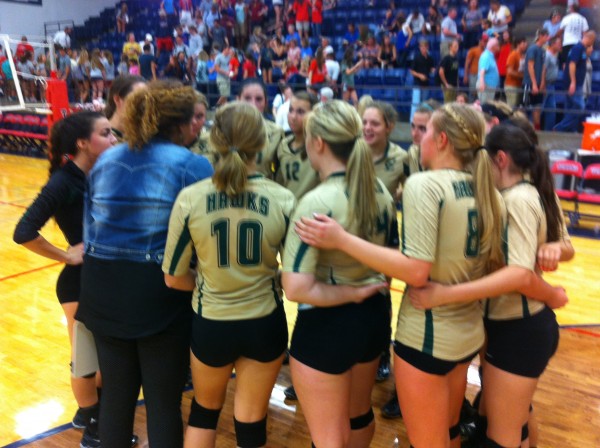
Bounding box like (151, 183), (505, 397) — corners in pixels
(0, 262), (62, 283)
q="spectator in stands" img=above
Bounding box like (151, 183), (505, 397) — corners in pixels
(543, 36), (562, 131)
(423, 6), (441, 37)
(1, 56), (16, 100)
(164, 54), (184, 79)
(543, 9), (562, 39)
(53, 28), (72, 51)
(161, 0), (179, 27)
(172, 35), (190, 60)
(204, 2), (220, 30)
(395, 12), (413, 69)
(440, 7), (460, 58)
(179, 0), (194, 27)
(408, 8), (425, 46)
(234, 0), (248, 49)
(139, 44), (158, 81)
(343, 23), (360, 47)
(410, 39), (435, 120)
(243, 50), (258, 79)
(57, 45), (74, 101)
(116, 3), (129, 35)
(220, 0), (237, 45)
(123, 32), (142, 64)
(341, 47), (363, 106)
(559, 0), (589, 67)
(188, 26), (203, 60)
(271, 37), (288, 82)
(359, 35), (380, 69)
(288, 38), (301, 68)
(17, 51), (35, 102)
(464, 34), (488, 101)
(380, 7), (399, 40)
(462, 0), (483, 50)
(198, 0), (213, 19)
(504, 36), (527, 109)
(477, 37), (500, 103)
(308, 47), (328, 94)
(286, 24), (301, 45)
(325, 46), (340, 84)
(300, 37), (313, 60)
(90, 49), (106, 101)
(583, 44), (593, 102)
(102, 51), (115, 94)
(319, 86), (334, 103)
(292, 0), (310, 40)
(496, 29), (513, 91)
(273, 0), (284, 30)
(554, 30), (595, 132)
(211, 19), (229, 51)
(438, 39), (460, 103)
(524, 28), (550, 130)
(481, 18), (495, 39)
(249, 0), (268, 34)
(138, 34), (155, 57)
(16, 36), (34, 61)
(259, 37), (274, 83)
(75, 50), (91, 103)
(312, 0), (323, 39)
(275, 84), (293, 132)
(487, 0), (512, 36)
(378, 34), (397, 69)
(195, 50), (209, 94)
(214, 45), (232, 107)
(117, 54), (129, 76)
(156, 9), (174, 57)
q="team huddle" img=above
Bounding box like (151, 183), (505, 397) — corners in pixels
(14, 77), (573, 448)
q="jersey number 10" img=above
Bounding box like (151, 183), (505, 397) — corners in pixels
(211, 218), (263, 267)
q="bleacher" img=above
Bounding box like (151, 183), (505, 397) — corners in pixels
(67, 0), (598, 118)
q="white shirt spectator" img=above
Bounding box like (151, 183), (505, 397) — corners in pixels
(325, 58), (340, 82)
(441, 15), (458, 42)
(488, 5), (511, 34)
(53, 30), (71, 49)
(275, 99), (291, 132)
(139, 35), (155, 55)
(560, 12), (589, 46)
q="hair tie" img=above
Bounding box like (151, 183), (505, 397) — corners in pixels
(475, 146), (485, 153)
(229, 146), (239, 153)
(61, 154), (74, 166)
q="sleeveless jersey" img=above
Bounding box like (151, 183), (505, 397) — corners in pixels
(163, 174), (296, 320)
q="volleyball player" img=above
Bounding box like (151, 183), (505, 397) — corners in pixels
(282, 100), (395, 448)
(237, 78), (286, 178)
(163, 102), (296, 448)
(275, 90), (320, 199)
(295, 103), (505, 447)
(13, 112), (117, 448)
(409, 122), (573, 448)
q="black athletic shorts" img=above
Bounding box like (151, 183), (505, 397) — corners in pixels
(484, 306), (559, 378)
(394, 341), (478, 376)
(191, 301), (288, 367)
(56, 264), (82, 304)
(290, 292), (391, 375)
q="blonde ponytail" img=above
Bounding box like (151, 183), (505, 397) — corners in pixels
(210, 101), (266, 196)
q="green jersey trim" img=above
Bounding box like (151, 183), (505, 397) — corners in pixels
(168, 215), (191, 275)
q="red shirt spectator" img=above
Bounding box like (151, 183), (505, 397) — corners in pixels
(243, 58), (257, 78)
(15, 38), (34, 60)
(309, 58), (327, 84)
(293, 0), (310, 22)
(312, 0), (323, 24)
(496, 40), (511, 78)
(229, 54), (240, 78)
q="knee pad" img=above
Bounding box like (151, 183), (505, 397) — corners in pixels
(449, 423), (460, 440)
(234, 415), (267, 448)
(484, 436), (509, 448)
(349, 408), (374, 430)
(188, 398), (221, 430)
(521, 423), (529, 442)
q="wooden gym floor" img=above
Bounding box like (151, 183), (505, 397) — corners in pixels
(1, 153), (599, 447)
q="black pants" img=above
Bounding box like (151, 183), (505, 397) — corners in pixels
(93, 314), (191, 448)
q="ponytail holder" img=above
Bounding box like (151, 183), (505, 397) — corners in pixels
(475, 146), (485, 153)
(61, 154), (74, 166)
(230, 146), (239, 154)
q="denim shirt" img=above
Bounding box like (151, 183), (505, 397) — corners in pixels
(84, 139), (213, 263)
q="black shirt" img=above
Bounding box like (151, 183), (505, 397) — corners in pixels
(139, 53), (156, 80)
(14, 160), (85, 246)
(411, 51), (435, 86)
(439, 54), (459, 87)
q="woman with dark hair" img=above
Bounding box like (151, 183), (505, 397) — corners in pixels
(14, 111), (117, 448)
(77, 82), (214, 447)
(341, 47), (363, 106)
(409, 120), (573, 447)
(104, 74), (146, 141)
